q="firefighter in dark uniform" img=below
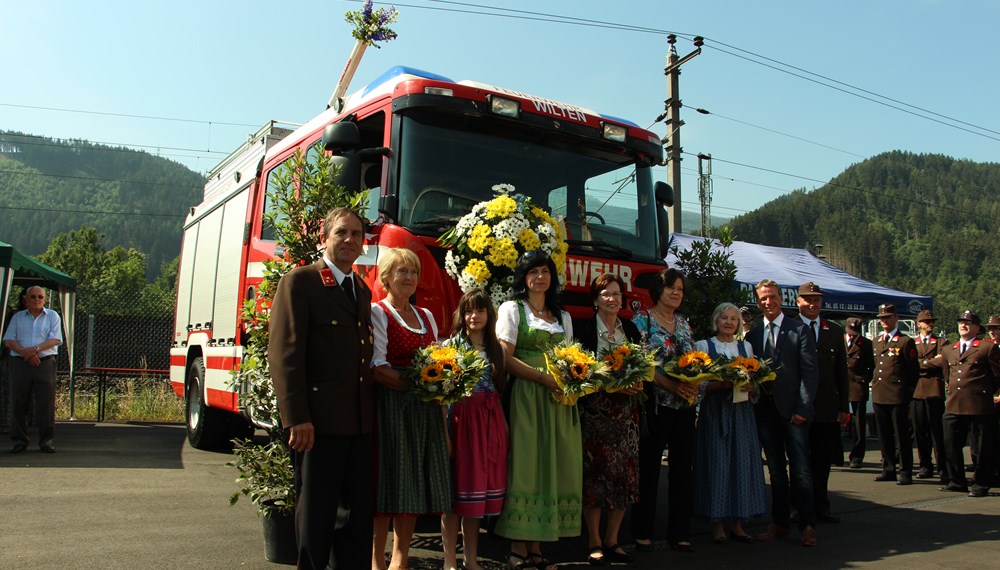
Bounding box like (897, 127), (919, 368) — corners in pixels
(845, 318), (874, 468)
(938, 310), (1000, 496)
(910, 310), (947, 481)
(871, 304), (919, 485)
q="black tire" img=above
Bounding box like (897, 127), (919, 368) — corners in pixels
(185, 357), (232, 449)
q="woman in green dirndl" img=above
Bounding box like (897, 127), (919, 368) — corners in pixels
(494, 250), (580, 570)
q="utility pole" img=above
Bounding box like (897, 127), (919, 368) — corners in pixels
(662, 35), (702, 235)
(697, 153), (713, 237)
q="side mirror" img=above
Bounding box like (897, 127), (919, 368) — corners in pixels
(654, 181), (674, 207)
(323, 122), (360, 153)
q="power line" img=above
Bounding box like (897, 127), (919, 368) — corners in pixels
(0, 168), (202, 190)
(0, 102), (258, 128)
(376, 1), (999, 143)
(685, 151), (998, 222)
(689, 106), (867, 159)
(702, 43), (1000, 144)
(1, 134), (228, 158)
(702, 36), (1000, 139)
(0, 204), (186, 219)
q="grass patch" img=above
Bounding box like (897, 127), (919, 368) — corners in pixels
(57, 378), (184, 422)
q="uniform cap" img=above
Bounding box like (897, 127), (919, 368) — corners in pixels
(876, 304), (896, 318)
(957, 310), (981, 326)
(798, 282), (822, 297)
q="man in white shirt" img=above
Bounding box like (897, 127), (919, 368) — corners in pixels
(2, 286), (63, 453)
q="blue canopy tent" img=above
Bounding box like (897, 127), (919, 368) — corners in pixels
(666, 233), (933, 317)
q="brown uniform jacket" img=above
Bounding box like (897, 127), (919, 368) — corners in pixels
(872, 331), (918, 405)
(807, 318), (850, 422)
(268, 260), (375, 435)
(912, 335), (946, 399)
(940, 338), (1000, 416)
(846, 334), (874, 402)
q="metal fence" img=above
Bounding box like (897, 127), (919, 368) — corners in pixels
(2, 292), (175, 427)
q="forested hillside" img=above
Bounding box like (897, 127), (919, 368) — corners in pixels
(0, 131), (205, 278)
(727, 151), (1000, 325)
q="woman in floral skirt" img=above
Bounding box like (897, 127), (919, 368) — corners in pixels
(573, 273), (643, 565)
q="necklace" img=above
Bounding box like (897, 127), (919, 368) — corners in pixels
(526, 300), (547, 317)
(654, 307), (676, 325)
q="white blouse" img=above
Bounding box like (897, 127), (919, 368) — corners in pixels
(496, 300), (573, 347)
(370, 302), (439, 368)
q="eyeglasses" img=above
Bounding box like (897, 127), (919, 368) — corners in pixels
(29, 295), (45, 299)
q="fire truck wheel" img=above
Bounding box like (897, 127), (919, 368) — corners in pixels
(185, 356), (231, 449)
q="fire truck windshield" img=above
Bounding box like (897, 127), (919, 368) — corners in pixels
(396, 112), (663, 262)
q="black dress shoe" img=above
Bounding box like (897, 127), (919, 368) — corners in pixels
(897, 474), (913, 485)
(969, 485), (990, 497)
(10, 443), (27, 454)
(40, 444), (56, 454)
(633, 540), (656, 552)
(848, 459), (863, 469)
(938, 483), (968, 493)
(916, 468), (934, 479)
(669, 541), (695, 553)
(817, 512), (841, 523)
(874, 473), (897, 482)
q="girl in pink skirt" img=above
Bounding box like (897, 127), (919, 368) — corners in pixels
(441, 289), (509, 570)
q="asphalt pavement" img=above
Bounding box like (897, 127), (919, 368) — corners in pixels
(1, 421), (998, 569)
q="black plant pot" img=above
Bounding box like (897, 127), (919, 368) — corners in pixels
(262, 501), (297, 565)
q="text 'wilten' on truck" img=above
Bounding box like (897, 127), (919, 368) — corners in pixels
(170, 66), (674, 448)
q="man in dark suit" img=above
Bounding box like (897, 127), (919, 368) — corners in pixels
(748, 279), (820, 547)
(796, 283), (849, 523)
(910, 310), (947, 481)
(268, 207), (376, 569)
(871, 304), (919, 485)
(938, 310), (1000, 497)
(845, 318), (874, 469)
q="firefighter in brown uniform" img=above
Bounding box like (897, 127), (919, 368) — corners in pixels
(871, 304), (919, 485)
(939, 310), (1000, 496)
(910, 310), (947, 481)
(845, 318), (874, 469)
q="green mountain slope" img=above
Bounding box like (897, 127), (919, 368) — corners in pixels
(726, 151), (1000, 324)
(0, 131), (205, 278)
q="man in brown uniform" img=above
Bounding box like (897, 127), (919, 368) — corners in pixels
(845, 318), (874, 469)
(797, 283), (849, 523)
(939, 310), (1000, 496)
(871, 304), (919, 485)
(909, 310), (947, 481)
(268, 207), (376, 569)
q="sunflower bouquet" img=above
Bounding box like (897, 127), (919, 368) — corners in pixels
(406, 340), (488, 404)
(660, 350), (720, 404)
(440, 184), (569, 307)
(595, 342), (657, 394)
(713, 355), (777, 389)
(542, 341), (606, 405)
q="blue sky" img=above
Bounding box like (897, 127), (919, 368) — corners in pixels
(3, 0), (998, 223)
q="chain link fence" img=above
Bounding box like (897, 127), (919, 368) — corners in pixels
(2, 287), (181, 428)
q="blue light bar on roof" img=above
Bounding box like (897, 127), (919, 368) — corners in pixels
(361, 66), (455, 97)
(599, 113), (639, 128)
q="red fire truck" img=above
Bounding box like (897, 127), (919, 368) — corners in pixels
(170, 66), (673, 448)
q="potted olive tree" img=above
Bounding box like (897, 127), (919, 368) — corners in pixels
(228, 146), (366, 564)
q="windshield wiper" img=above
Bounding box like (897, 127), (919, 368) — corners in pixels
(566, 239), (633, 259)
(408, 216), (460, 236)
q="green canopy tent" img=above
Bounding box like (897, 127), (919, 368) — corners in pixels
(1, 240), (78, 414)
